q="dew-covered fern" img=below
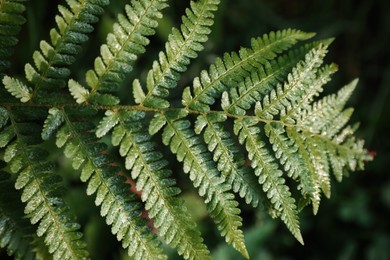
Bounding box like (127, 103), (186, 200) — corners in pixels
(0, 0), (372, 259)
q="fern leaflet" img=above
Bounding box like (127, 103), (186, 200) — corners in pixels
(42, 107), (166, 260)
(0, 107), (89, 260)
(183, 29), (315, 112)
(135, 0), (221, 109)
(0, 171), (36, 259)
(163, 109), (249, 258)
(195, 112), (263, 207)
(96, 109), (211, 259)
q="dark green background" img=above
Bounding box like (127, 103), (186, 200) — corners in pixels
(2, 0), (390, 259)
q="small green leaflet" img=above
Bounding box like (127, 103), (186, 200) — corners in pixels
(3, 76), (32, 103)
(42, 108), (65, 140)
(68, 79), (90, 104)
(96, 110), (119, 138)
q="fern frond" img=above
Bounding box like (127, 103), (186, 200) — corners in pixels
(163, 110), (249, 258)
(0, 108), (89, 259)
(296, 79), (358, 134)
(223, 40), (331, 116)
(285, 127), (322, 213)
(183, 29), (315, 112)
(254, 43), (329, 122)
(281, 63), (338, 122)
(195, 112), (262, 207)
(0, 0), (27, 73)
(287, 79), (367, 189)
(46, 108), (167, 260)
(136, 0), (220, 109)
(234, 118), (303, 244)
(97, 110), (211, 259)
(24, 0), (109, 99)
(264, 122), (319, 208)
(77, 0), (168, 104)
(0, 0), (373, 257)
(0, 171), (36, 259)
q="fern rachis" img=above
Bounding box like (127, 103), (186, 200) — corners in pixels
(0, 0), (372, 259)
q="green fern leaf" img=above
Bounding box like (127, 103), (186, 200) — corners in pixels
(234, 118), (303, 244)
(96, 110), (119, 138)
(281, 63), (338, 122)
(98, 110), (211, 259)
(224, 40), (331, 116)
(138, 0), (221, 108)
(195, 112), (263, 207)
(0, 108), (89, 260)
(0, 125), (14, 148)
(163, 110), (249, 258)
(52, 109), (167, 260)
(0, 107), (8, 127)
(25, 0), (109, 98)
(2, 76), (32, 103)
(83, 0), (168, 97)
(68, 79), (90, 104)
(148, 113), (167, 136)
(42, 108), (64, 140)
(265, 122), (319, 208)
(0, 171), (36, 259)
(183, 29), (315, 112)
(15, 161), (89, 259)
(296, 79), (358, 134)
(0, 0), (373, 258)
(0, 0), (27, 72)
(254, 43), (329, 121)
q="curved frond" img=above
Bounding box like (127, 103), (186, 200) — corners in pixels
(254, 43), (329, 122)
(97, 110), (210, 259)
(234, 118), (303, 244)
(281, 63), (338, 122)
(0, 171), (36, 260)
(0, 108), (89, 260)
(295, 79), (358, 134)
(76, 0), (168, 104)
(163, 110), (248, 259)
(195, 112), (263, 207)
(51, 108), (167, 260)
(265, 122), (319, 210)
(183, 29), (315, 112)
(0, 0), (27, 73)
(223, 40), (331, 116)
(24, 0), (109, 99)
(136, 0), (221, 109)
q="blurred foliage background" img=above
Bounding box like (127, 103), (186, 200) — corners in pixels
(2, 0), (390, 259)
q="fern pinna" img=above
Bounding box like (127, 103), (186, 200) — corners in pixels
(0, 0), (372, 259)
